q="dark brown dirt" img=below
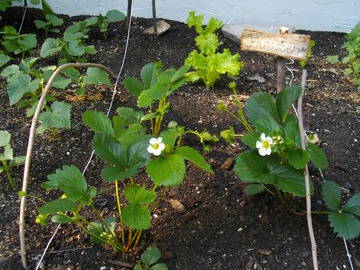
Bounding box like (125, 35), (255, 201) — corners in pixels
(0, 7), (359, 270)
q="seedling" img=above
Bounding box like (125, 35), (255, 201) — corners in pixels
(34, 14), (64, 38)
(0, 26), (37, 56)
(93, 9), (125, 39)
(0, 130), (25, 189)
(134, 246), (168, 270)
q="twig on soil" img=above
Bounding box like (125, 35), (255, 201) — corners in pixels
(297, 69), (319, 270)
(19, 63), (115, 269)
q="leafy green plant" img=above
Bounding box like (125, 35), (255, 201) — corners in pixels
(40, 19), (97, 64)
(92, 10), (125, 39)
(0, 130), (25, 189)
(184, 11), (243, 88)
(327, 22), (360, 89)
(0, 0), (21, 13)
(321, 181), (360, 239)
(228, 86), (328, 197)
(34, 14), (64, 38)
(34, 63), (213, 253)
(0, 26), (37, 56)
(134, 246), (168, 270)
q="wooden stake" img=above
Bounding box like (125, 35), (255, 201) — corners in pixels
(19, 63), (115, 269)
(127, 0), (132, 27)
(276, 57), (286, 92)
(152, 0), (158, 37)
(297, 69), (319, 270)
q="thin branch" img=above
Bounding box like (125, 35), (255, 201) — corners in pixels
(127, 0), (132, 28)
(297, 69), (319, 270)
(19, 63), (115, 269)
(152, 0), (158, 38)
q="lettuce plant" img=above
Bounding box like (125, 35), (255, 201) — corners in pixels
(228, 86), (328, 197)
(184, 11), (244, 88)
(321, 181), (360, 239)
(0, 130), (25, 189)
(34, 63), (213, 253)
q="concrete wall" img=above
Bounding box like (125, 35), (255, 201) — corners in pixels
(35, 0), (360, 32)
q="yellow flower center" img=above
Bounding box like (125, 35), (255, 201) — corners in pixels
(262, 140), (270, 149)
(152, 144), (159, 150)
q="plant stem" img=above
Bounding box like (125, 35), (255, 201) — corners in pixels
(298, 69), (319, 270)
(115, 180), (125, 244)
(2, 160), (16, 189)
(125, 229), (133, 251)
(133, 230), (142, 249)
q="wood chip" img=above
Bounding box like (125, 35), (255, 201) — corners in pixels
(220, 157), (235, 170)
(257, 249), (272, 256)
(169, 199), (186, 213)
(143, 20), (171, 35)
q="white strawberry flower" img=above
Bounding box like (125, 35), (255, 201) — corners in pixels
(256, 133), (274, 156)
(147, 137), (165, 156)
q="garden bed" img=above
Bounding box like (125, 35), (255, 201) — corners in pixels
(0, 7), (359, 270)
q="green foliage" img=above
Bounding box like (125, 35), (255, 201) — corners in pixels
(232, 86), (328, 197)
(91, 9), (125, 39)
(134, 246), (168, 270)
(35, 14), (64, 37)
(184, 11), (244, 87)
(0, 130), (25, 189)
(300, 40), (315, 68)
(37, 101), (72, 134)
(1, 26), (37, 55)
(327, 23), (360, 89)
(321, 181), (360, 239)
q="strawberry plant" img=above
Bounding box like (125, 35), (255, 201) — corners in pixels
(34, 14), (64, 38)
(34, 63), (213, 253)
(184, 11), (244, 88)
(225, 86), (328, 197)
(0, 130), (25, 189)
(321, 181), (360, 239)
(0, 26), (37, 56)
(92, 9), (125, 39)
(134, 246), (168, 270)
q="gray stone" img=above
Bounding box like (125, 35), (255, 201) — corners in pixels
(222, 24), (296, 45)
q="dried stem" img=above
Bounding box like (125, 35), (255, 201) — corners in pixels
(297, 69), (319, 270)
(19, 63), (115, 269)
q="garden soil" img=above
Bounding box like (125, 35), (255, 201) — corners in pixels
(0, 7), (359, 270)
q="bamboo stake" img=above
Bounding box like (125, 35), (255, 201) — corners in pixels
(19, 63), (115, 269)
(152, 0), (158, 37)
(127, 0), (132, 27)
(297, 69), (319, 270)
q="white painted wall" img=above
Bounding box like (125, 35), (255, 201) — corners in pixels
(36, 0), (360, 32)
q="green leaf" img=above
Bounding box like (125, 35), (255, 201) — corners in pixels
(307, 143), (328, 169)
(288, 149), (310, 169)
(241, 132), (259, 149)
(141, 62), (157, 89)
(0, 130), (11, 147)
(326, 55), (339, 64)
(122, 204), (151, 230)
(123, 77), (144, 97)
(45, 14), (64, 27)
(18, 34), (37, 51)
(174, 146), (213, 174)
(2, 144), (13, 160)
(67, 41), (85, 56)
(101, 166), (138, 182)
(106, 9), (125, 22)
(186, 11), (204, 34)
(83, 110), (115, 137)
(220, 127), (235, 144)
(40, 38), (62, 58)
(51, 215), (72, 224)
(283, 115), (300, 146)
(62, 67), (81, 80)
(39, 101), (71, 129)
(83, 67), (111, 86)
(88, 217), (116, 244)
(30, 0), (40, 5)
(52, 76), (72, 89)
(0, 54), (11, 68)
(322, 181), (341, 211)
(93, 134), (127, 166)
(246, 92), (279, 125)
(39, 199), (76, 214)
(195, 33), (219, 55)
(244, 184), (265, 195)
(9, 156), (26, 167)
(7, 73), (40, 105)
(141, 246), (161, 265)
(254, 118), (280, 134)
(276, 85), (302, 123)
(1, 64), (20, 78)
(124, 184), (156, 204)
(85, 45), (97, 55)
(328, 212), (360, 239)
(34, 20), (48, 30)
(147, 154), (185, 186)
(344, 193), (360, 216)
(50, 165), (88, 201)
(151, 263), (168, 270)
(234, 151), (308, 197)
(116, 107), (144, 124)
(137, 82), (170, 108)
